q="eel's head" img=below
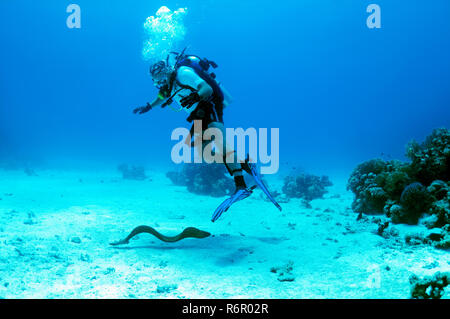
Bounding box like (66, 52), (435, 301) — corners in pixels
(183, 227), (211, 239)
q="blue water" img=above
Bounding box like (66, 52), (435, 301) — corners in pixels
(1, 0), (449, 173)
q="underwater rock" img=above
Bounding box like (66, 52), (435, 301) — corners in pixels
(166, 163), (234, 197)
(421, 214), (440, 229)
(287, 222), (296, 230)
(80, 253), (91, 262)
(428, 198), (450, 229)
(376, 221), (390, 236)
(70, 237), (81, 244)
(425, 228), (445, 242)
(390, 205), (416, 225)
(404, 233), (425, 246)
(409, 272), (449, 299)
(404, 227), (450, 250)
(282, 173), (332, 202)
(118, 164), (147, 181)
(423, 261), (440, 269)
(270, 261), (295, 282)
(427, 180), (449, 200)
(104, 267), (115, 275)
(356, 212), (370, 222)
(23, 212), (37, 225)
(434, 233), (450, 249)
(429, 224), (450, 250)
(156, 284), (178, 293)
(387, 226), (400, 238)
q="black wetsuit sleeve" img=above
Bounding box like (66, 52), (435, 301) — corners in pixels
(158, 86), (171, 100)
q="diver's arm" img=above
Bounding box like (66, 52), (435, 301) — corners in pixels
(179, 84), (213, 108)
(133, 96), (165, 115)
(179, 81), (213, 108)
(177, 67), (214, 108)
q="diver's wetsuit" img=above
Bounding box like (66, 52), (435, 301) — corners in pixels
(164, 65), (225, 132)
(186, 99), (224, 131)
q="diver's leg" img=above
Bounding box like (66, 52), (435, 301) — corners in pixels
(207, 121), (247, 190)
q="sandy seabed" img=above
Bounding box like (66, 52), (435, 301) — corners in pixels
(0, 168), (448, 299)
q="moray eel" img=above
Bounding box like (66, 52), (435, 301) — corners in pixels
(110, 226), (211, 245)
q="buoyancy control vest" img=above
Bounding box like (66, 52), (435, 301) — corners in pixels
(161, 51), (224, 108)
(175, 55), (224, 104)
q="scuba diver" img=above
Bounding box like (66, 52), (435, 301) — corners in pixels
(133, 49), (281, 222)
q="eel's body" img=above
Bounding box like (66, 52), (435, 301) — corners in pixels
(110, 226), (211, 245)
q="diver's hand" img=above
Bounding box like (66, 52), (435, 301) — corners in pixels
(133, 103), (152, 115)
(180, 92), (201, 109)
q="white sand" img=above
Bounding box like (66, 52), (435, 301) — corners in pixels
(0, 168), (448, 299)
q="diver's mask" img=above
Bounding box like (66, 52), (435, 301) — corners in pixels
(150, 61), (172, 89)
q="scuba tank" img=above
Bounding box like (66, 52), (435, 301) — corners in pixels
(175, 53), (224, 104)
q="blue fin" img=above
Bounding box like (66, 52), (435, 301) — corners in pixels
(247, 162), (282, 212)
(211, 187), (255, 222)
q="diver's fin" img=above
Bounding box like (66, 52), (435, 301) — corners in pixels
(211, 186), (256, 222)
(245, 161), (282, 212)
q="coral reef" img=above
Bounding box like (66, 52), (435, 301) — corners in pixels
(348, 159), (411, 214)
(166, 163), (234, 197)
(392, 182), (433, 225)
(347, 128), (450, 238)
(406, 128), (450, 185)
(409, 272), (449, 299)
(427, 181), (450, 228)
(282, 173), (333, 201)
(117, 164), (147, 181)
